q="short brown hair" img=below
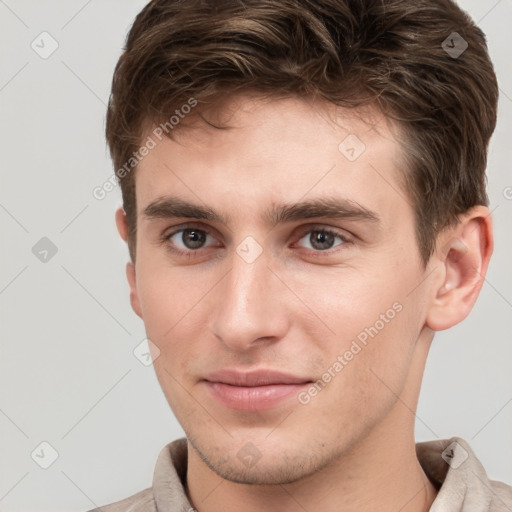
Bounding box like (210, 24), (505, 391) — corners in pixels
(106, 0), (498, 265)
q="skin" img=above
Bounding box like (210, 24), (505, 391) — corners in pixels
(115, 93), (493, 512)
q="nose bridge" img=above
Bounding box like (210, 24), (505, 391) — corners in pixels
(210, 242), (288, 350)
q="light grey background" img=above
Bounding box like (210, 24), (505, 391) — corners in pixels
(1, 1), (511, 511)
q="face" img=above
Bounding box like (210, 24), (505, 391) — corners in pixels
(122, 94), (437, 484)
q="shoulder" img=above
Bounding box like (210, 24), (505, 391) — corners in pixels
(85, 487), (156, 512)
(83, 438), (190, 512)
(489, 479), (512, 511)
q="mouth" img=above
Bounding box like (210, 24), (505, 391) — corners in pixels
(201, 369), (313, 412)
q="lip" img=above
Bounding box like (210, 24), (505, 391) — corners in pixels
(202, 369), (312, 412)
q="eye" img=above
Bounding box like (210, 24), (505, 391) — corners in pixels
(160, 224), (352, 259)
(295, 227), (351, 252)
(163, 227), (218, 253)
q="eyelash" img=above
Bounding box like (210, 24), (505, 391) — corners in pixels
(160, 223), (353, 259)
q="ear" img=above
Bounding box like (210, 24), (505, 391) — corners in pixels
(115, 206), (129, 242)
(425, 205), (493, 332)
(115, 207), (143, 319)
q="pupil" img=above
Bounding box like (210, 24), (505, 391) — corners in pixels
(311, 231), (334, 250)
(183, 229), (206, 249)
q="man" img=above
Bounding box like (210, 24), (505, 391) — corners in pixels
(91, 0), (511, 510)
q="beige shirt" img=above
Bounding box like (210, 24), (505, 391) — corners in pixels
(88, 437), (512, 511)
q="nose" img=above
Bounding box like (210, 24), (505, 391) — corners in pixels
(210, 245), (290, 352)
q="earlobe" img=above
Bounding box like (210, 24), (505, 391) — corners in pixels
(126, 262), (143, 319)
(425, 206), (493, 332)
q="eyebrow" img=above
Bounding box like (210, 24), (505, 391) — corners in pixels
(142, 195), (380, 227)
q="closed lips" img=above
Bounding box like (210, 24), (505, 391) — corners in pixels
(203, 369), (313, 387)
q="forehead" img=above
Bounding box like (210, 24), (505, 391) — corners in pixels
(134, 94), (408, 226)
(154, 93), (398, 158)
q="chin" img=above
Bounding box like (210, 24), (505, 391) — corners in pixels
(189, 433), (339, 486)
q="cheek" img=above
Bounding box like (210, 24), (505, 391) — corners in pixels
(299, 304), (418, 440)
(288, 265), (407, 341)
(135, 264), (220, 381)
(137, 269), (203, 414)
(136, 261), (200, 337)
(292, 265), (420, 391)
